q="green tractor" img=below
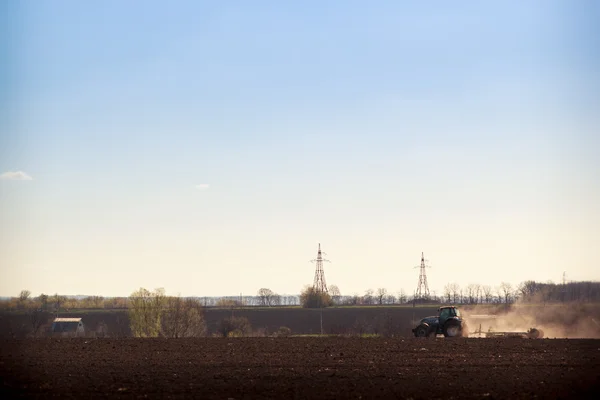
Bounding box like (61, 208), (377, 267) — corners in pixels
(412, 306), (468, 338)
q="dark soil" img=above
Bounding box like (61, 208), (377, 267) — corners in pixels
(1, 338), (598, 399)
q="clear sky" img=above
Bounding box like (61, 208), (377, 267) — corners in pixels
(1, 1), (599, 298)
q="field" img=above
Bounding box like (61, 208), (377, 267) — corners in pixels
(4, 303), (599, 339)
(2, 337), (599, 399)
(0, 306), (444, 338)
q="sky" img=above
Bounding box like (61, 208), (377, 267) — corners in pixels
(1, 1), (599, 298)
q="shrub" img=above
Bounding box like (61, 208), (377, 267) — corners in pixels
(275, 326), (292, 337)
(218, 316), (251, 337)
(300, 286), (333, 308)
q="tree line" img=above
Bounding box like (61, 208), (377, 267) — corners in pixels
(439, 280), (600, 305)
(2, 280), (599, 313)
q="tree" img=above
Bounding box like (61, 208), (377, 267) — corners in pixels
(28, 308), (48, 337)
(329, 285), (341, 305)
(87, 296), (105, 308)
(19, 290), (31, 302)
(274, 326), (292, 337)
(215, 298), (243, 307)
(397, 289), (407, 304)
(443, 284), (452, 303)
(217, 316), (251, 337)
(500, 282), (513, 304)
(363, 289), (374, 305)
(299, 286), (333, 308)
(161, 297), (206, 338)
(466, 284), (478, 304)
(347, 293), (360, 305)
(517, 280), (539, 302)
(385, 294), (397, 305)
(128, 287), (166, 337)
(482, 285), (493, 303)
(475, 284), (482, 304)
(37, 294), (49, 311)
(257, 288), (279, 307)
(376, 288), (387, 305)
(52, 294), (67, 313)
(448, 283), (460, 303)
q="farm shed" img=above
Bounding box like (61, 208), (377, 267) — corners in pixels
(51, 317), (85, 337)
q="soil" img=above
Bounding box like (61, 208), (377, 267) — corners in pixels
(4, 303), (600, 339)
(2, 338), (599, 399)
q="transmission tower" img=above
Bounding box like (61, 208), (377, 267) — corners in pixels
(414, 252), (431, 299)
(311, 243), (330, 293)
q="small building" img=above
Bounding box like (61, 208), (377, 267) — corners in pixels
(51, 318), (85, 337)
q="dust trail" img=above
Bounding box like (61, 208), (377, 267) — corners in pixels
(461, 303), (600, 339)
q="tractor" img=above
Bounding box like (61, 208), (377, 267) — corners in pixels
(412, 306), (468, 338)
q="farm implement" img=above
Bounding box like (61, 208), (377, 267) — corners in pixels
(471, 324), (545, 339)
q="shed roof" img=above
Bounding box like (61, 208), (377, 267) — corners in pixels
(53, 318), (82, 322)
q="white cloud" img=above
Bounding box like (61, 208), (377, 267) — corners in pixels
(195, 184), (210, 190)
(0, 171), (33, 181)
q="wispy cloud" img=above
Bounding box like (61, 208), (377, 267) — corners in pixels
(0, 171), (33, 181)
(195, 184), (210, 190)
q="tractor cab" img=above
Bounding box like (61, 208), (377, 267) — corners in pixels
(438, 306), (461, 326)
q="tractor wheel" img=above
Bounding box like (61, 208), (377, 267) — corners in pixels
(443, 320), (462, 338)
(527, 328), (543, 339)
(537, 329), (544, 339)
(414, 324), (430, 338)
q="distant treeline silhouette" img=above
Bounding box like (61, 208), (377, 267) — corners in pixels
(2, 280), (599, 311)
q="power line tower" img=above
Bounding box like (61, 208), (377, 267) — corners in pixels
(311, 243), (330, 294)
(414, 252), (431, 300)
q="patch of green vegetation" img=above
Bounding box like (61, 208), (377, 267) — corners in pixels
(290, 333), (382, 338)
(290, 334), (341, 337)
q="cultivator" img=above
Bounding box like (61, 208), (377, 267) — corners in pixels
(471, 324), (544, 339)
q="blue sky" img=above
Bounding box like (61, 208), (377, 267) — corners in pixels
(1, 1), (599, 297)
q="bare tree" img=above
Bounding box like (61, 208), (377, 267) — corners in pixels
(500, 282), (513, 304)
(37, 294), (49, 311)
(385, 294), (397, 305)
(517, 280), (539, 302)
(443, 284), (452, 303)
(397, 289), (407, 304)
(257, 288), (278, 306)
(52, 294), (67, 313)
(448, 283), (460, 303)
(363, 289), (374, 305)
(19, 290), (31, 302)
(329, 285), (341, 305)
(218, 316), (252, 337)
(376, 288), (387, 305)
(348, 293), (360, 305)
(475, 284), (482, 304)
(466, 284), (480, 304)
(28, 306), (48, 337)
(161, 297), (206, 338)
(482, 285), (493, 303)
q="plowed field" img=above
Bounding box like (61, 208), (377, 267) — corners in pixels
(2, 338), (599, 399)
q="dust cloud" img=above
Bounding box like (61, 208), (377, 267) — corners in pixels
(462, 303), (600, 339)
